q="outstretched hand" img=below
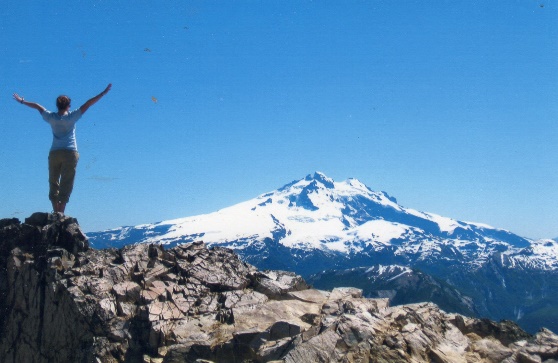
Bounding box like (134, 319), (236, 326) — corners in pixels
(12, 93), (23, 103)
(102, 84), (112, 95)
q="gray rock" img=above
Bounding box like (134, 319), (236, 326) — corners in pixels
(250, 269), (310, 299)
(2, 214), (558, 363)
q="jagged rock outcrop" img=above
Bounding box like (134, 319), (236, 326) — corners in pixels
(1, 214), (558, 363)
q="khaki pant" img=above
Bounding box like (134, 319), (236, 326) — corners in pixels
(48, 150), (79, 204)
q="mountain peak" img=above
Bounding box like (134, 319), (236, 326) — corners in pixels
(88, 172), (534, 266)
(304, 171), (335, 188)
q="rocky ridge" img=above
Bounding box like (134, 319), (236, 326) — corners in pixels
(1, 213), (558, 363)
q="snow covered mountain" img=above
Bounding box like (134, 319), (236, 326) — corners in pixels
(88, 171), (552, 273)
(88, 172), (558, 333)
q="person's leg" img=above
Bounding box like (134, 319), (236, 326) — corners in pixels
(48, 151), (63, 211)
(58, 151), (79, 213)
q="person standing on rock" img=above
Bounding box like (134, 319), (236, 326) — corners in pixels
(12, 84), (112, 214)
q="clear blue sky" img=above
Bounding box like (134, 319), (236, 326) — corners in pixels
(1, 1), (556, 239)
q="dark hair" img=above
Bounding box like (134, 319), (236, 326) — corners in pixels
(56, 95), (71, 111)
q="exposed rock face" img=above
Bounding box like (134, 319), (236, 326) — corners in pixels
(1, 214), (558, 363)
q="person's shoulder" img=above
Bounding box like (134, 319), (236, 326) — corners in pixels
(69, 108), (83, 116)
(66, 109), (83, 122)
(41, 110), (54, 119)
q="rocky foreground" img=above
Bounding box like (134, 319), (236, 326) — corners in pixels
(1, 214), (558, 363)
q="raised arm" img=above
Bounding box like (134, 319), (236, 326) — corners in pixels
(80, 83), (112, 115)
(13, 93), (46, 114)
